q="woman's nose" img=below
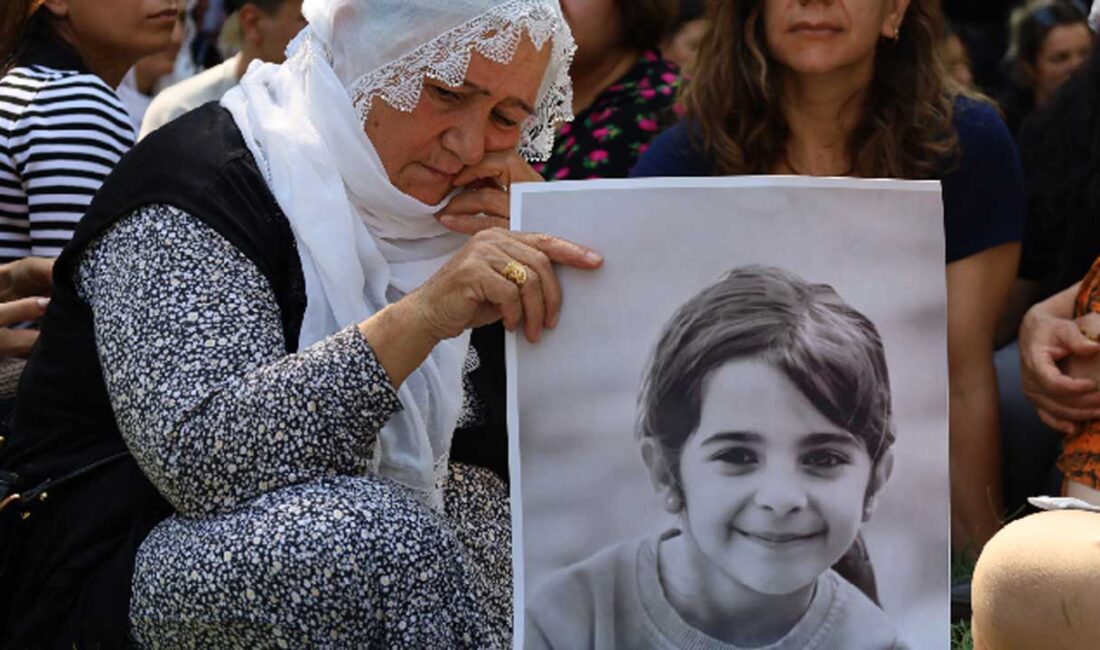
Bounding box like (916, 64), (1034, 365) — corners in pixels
(751, 474), (809, 515)
(441, 116), (487, 167)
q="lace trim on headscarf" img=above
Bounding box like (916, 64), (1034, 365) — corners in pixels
(345, 0), (575, 162)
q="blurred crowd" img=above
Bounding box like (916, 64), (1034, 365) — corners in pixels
(2, 0), (1100, 647)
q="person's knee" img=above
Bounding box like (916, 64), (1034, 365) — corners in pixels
(972, 511), (1100, 649)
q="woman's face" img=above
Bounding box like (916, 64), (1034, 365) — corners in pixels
(46, 0), (180, 60)
(560, 0), (624, 65)
(673, 359), (875, 596)
(763, 0), (908, 77)
(943, 34), (974, 89)
(365, 38), (551, 205)
(1031, 22), (1092, 104)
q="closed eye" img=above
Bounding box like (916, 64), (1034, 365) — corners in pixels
(429, 85), (463, 103)
(492, 111), (520, 128)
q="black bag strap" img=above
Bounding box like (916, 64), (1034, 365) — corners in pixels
(0, 450), (131, 515)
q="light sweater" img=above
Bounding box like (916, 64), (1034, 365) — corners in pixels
(525, 531), (901, 650)
(139, 54), (241, 139)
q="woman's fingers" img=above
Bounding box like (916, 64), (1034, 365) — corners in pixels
(497, 238), (561, 330)
(452, 150), (543, 189)
(1030, 351), (1097, 395)
(513, 231), (604, 269)
(439, 186), (510, 218)
(0, 329), (39, 358)
(0, 296), (48, 358)
(0, 296), (49, 326)
(1035, 407), (1077, 436)
(437, 213), (510, 236)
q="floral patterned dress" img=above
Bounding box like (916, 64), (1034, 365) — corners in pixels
(533, 49), (682, 181)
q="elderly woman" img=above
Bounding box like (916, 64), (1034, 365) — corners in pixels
(0, 0), (597, 646)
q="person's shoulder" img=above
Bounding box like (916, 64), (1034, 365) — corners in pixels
(822, 570), (900, 649)
(4, 65), (122, 110)
(630, 120), (710, 177)
(950, 95), (1014, 157)
(529, 537), (640, 605)
(525, 538), (646, 649)
(143, 59), (238, 136)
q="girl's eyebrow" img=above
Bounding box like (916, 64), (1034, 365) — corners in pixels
(701, 431), (763, 446)
(800, 432), (860, 448)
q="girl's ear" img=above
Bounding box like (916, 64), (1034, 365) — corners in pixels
(863, 448), (895, 522)
(641, 438), (683, 514)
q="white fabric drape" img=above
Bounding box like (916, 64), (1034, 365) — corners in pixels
(220, 0), (573, 508)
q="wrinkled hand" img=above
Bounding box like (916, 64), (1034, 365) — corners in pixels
(0, 257), (53, 303)
(436, 151), (544, 235)
(0, 297), (49, 358)
(407, 228), (601, 343)
(1019, 305), (1100, 434)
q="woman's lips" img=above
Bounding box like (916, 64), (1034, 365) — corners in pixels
(148, 8), (180, 22)
(790, 22), (843, 37)
(422, 164), (458, 184)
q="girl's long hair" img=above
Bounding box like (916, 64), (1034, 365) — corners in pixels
(683, 0), (969, 179)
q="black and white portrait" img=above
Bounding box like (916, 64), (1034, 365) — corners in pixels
(507, 177), (949, 649)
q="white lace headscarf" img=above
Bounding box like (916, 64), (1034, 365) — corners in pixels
(220, 0), (575, 508)
(1091, 0), (1100, 30)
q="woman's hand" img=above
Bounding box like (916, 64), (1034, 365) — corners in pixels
(0, 296), (49, 358)
(1019, 284), (1100, 434)
(436, 151), (544, 235)
(0, 257), (53, 303)
(411, 228), (601, 343)
(360, 228), (601, 388)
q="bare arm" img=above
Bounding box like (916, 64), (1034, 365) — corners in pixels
(947, 242), (1019, 551)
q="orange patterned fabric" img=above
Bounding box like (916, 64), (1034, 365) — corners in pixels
(1060, 256), (1100, 490)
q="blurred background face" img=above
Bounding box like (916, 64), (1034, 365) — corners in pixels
(1030, 21), (1091, 103)
(46, 0), (179, 59)
(942, 32), (974, 88)
(241, 0), (306, 64)
(560, 0), (624, 66)
(131, 8), (185, 93)
(663, 17), (707, 74)
(763, 0), (903, 77)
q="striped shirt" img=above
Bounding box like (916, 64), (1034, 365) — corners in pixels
(0, 63), (135, 263)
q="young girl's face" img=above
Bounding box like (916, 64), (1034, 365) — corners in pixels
(674, 359), (875, 596)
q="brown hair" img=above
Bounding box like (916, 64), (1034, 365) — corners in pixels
(683, 0), (969, 179)
(619, 0), (679, 52)
(1, 1), (52, 73)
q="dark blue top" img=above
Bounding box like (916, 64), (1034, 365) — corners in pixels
(630, 97), (1024, 264)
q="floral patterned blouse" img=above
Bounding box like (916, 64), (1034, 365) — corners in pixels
(533, 49), (683, 181)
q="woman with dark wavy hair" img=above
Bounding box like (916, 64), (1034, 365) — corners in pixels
(632, 0), (1023, 553)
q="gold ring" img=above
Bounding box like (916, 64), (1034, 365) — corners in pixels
(501, 260), (528, 287)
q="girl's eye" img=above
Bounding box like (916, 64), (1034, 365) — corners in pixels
(430, 86), (462, 103)
(802, 449), (851, 469)
(711, 447), (758, 466)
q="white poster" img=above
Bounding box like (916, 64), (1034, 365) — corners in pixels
(508, 177), (948, 650)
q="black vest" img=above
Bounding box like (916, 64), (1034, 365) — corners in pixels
(0, 104), (306, 647)
(0, 103), (510, 647)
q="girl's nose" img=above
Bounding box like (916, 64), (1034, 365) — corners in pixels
(751, 474), (809, 515)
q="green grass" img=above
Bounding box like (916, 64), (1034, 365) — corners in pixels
(950, 549), (977, 650)
(951, 620), (974, 650)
